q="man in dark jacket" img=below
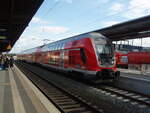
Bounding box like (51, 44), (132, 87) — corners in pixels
(4, 57), (9, 69)
(9, 56), (14, 68)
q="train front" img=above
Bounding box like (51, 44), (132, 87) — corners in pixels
(93, 36), (120, 80)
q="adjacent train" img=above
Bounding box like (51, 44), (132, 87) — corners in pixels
(17, 32), (120, 81)
(115, 44), (150, 68)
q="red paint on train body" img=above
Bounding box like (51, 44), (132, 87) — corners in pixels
(128, 52), (150, 64)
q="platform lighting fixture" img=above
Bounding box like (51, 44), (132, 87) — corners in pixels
(0, 36), (7, 39)
(139, 30), (150, 34)
(6, 42), (12, 50)
(0, 28), (7, 31)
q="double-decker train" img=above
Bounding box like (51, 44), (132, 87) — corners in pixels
(17, 32), (120, 81)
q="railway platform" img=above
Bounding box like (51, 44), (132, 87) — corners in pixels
(0, 65), (60, 113)
(119, 68), (150, 80)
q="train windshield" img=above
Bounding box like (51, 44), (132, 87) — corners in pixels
(95, 44), (115, 66)
(96, 45), (113, 55)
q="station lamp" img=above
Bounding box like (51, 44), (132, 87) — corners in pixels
(6, 42), (12, 50)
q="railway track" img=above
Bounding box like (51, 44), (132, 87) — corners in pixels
(15, 61), (103, 113)
(16, 61), (150, 112)
(97, 86), (150, 108)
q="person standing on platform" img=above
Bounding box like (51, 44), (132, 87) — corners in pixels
(9, 56), (14, 68)
(0, 55), (6, 70)
(0, 55), (3, 69)
(4, 57), (9, 69)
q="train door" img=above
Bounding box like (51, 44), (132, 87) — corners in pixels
(60, 50), (64, 68)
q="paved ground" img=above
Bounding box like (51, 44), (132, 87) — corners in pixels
(0, 66), (60, 113)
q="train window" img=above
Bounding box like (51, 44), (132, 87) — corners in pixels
(80, 48), (86, 64)
(54, 45), (56, 50)
(52, 46), (54, 51)
(61, 43), (64, 49)
(63, 43), (65, 49)
(58, 44), (60, 50)
(54, 46), (56, 50)
(58, 44), (61, 50)
(57, 44), (59, 50)
(59, 43), (61, 49)
(56, 45), (58, 50)
(55, 44), (58, 50)
(49, 46), (52, 51)
(60, 43), (63, 49)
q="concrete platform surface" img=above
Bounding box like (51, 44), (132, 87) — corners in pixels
(0, 66), (61, 113)
(119, 68), (150, 80)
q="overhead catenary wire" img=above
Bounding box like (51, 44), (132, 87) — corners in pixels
(37, 0), (61, 44)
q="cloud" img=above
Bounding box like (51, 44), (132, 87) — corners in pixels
(10, 35), (44, 53)
(40, 26), (69, 34)
(102, 21), (120, 27)
(124, 0), (150, 19)
(10, 31), (78, 53)
(31, 17), (48, 24)
(110, 3), (124, 14)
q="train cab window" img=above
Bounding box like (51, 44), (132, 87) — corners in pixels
(80, 48), (86, 64)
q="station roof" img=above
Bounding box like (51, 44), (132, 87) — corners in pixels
(94, 15), (150, 41)
(0, 0), (44, 52)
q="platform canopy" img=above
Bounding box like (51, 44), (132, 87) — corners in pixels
(94, 15), (150, 41)
(0, 0), (44, 52)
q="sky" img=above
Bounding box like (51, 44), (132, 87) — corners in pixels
(10, 0), (150, 53)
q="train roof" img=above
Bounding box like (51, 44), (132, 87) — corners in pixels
(50, 32), (106, 44)
(19, 32), (107, 54)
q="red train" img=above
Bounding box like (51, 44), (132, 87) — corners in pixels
(116, 52), (128, 68)
(17, 32), (120, 81)
(128, 52), (150, 64)
(116, 51), (150, 68)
